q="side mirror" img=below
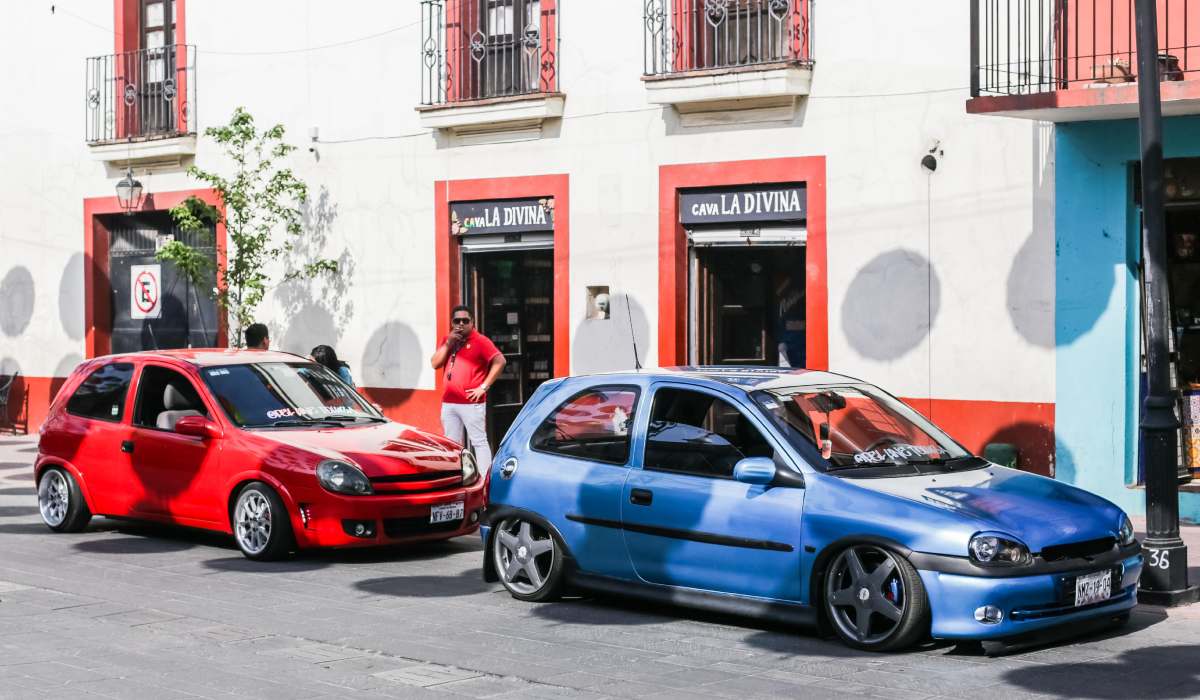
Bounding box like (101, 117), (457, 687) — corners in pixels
(733, 457), (776, 485)
(175, 415), (222, 440)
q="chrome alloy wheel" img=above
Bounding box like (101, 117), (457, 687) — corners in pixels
(825, 545), (907, 645)
(38, 470), (69, 528)
(234, 489), (273, 555)
(493, 517), (556, 596)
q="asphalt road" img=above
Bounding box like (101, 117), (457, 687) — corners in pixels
(1, 435), (1199, 699)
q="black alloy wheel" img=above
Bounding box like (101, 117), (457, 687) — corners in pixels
(824, 544), (929, 651)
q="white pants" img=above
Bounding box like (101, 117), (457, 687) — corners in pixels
(441, 402), (492, 470)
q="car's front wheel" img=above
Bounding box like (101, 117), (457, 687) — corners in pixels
(38, 467), (91, 533)
(492, 516), (564, 602)
(232, 483), (294, 561)
(824, 544), (929, 652)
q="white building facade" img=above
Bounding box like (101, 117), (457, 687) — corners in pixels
(0, 0), (1055, 473)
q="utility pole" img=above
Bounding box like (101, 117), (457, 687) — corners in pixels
(1134, 0), (1199, 606)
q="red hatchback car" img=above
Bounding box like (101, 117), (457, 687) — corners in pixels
(35, 350), (486, 560)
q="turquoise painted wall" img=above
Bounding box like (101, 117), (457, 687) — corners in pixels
(1056, 116), (1200, 524)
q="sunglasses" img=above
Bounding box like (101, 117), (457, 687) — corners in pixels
(452, 317), (472, 325)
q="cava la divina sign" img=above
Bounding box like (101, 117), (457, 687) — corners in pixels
(450, 198), (555, 236)
(680, 184), (806, 225)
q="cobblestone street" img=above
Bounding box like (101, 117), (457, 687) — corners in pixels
(2, 436), (1199, 699)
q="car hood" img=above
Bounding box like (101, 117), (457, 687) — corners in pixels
(253, 422), (462, 478)
(845, 465), (1124, 553)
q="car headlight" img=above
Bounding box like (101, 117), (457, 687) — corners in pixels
(461, 449), (479, 486)
(316, 460), (373, 495)
(969, 533), (1032, 566)
(1118, 514), (1136, 547)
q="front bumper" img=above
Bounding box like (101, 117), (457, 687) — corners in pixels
(918, 551), (1143, 640)
(291, 486), (487, 549)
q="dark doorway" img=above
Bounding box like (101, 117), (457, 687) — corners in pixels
(104, 211), (217, 354)
(693, 246), (805, 367)
(463, 248), (554, 447)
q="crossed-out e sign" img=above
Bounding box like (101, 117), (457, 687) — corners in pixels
(130, 264), (162, 320)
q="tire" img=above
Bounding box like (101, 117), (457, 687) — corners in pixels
(231, 482), (294, 561)
(823, 544), (929, 652)
(491, 516), (565, 602)
(37, 467), (92, 533)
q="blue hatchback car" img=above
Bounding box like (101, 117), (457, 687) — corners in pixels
(481, 368), (1143, 651)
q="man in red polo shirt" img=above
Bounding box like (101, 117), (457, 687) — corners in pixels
(430, 305), (506, 468)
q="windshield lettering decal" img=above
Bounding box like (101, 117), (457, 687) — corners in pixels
(265, 405), (359, 420)
(853, 443), (940, 464)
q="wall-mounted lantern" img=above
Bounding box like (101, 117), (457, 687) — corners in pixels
(115, 168), (144, 213)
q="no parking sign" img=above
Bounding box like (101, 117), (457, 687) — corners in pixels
(130, 264), (162, 320)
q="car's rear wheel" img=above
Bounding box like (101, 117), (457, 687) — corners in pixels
(38, 467), (91, 533)
(492, 516), (564, 602)
(824, 544), (929, 652)
(232, 483), (293, 561)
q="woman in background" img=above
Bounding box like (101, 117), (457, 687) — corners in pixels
(311, 345), (355, 388)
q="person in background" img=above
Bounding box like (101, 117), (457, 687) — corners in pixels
(245, 323), (270, 350)
(311, 344), (355, 387)
(430, 305), (506, 468)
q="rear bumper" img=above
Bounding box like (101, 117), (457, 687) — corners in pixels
(291, 486), (487, 549)
(919, 552), (1143, 640)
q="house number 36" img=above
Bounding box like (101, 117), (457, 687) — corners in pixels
(1148, 549), (1171, 570)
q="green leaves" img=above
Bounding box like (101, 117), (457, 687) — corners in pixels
(162, 107), (338, 347)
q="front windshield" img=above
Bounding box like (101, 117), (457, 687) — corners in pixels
(751, 384), (970, 470)
(201, 362), (381, 428)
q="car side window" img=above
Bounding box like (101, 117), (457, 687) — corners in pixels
(133, 365), (208, 431)
(644, 387), (775, 479)
(530, 386), (639, 465)
(65, 363), (135, 422)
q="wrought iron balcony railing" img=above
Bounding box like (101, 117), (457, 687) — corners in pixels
(972, 0), (1200, 97)
(86, 44), (196, 144)
(420, 0), (560, 106)
(643, 0), (813, 77)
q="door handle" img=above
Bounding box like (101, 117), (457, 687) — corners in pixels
(120, 440), (134, 454)
(630, 488), (653, 506)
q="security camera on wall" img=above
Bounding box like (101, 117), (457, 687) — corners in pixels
(587, 286), (611, 321)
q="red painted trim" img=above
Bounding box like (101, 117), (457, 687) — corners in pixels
(905, 398), (1057, 477)
(966, 79), (1200, 117)
(8, 369), (1055, 477)
(657, 157), (828, 369)
(358, 387), (444, 434)
(83, 188), (226, 359)
(434, 174), (570, 385)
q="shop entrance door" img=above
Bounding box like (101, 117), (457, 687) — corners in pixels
(691, 245), (806, 367)
(105, 212), (218, 354)
(463, 248), (555, 447)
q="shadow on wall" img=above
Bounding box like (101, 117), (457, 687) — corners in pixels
(274, 186), (357, 359)
(980, 421), (1067, 478)
(58, 253), (85, 342)
(0, 266), (35, 338)
(841, 249), (940, 361)
(361, 321), (424, 390)
(49, 353), (84, 407)
(573, 293), (651, 374)
(1006, 228), (1056, 348)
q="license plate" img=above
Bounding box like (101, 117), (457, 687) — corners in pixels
(1074, 569), (1113, 607)
(430, 501), (464, 524)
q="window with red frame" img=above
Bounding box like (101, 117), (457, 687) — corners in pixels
(443, 0), (558, 101)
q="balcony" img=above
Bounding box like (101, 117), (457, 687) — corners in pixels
(85, 44), (197, 167)
(642, 0), (813, 126)
(968, 0), (1200, 122)
(417, 0), (563, 142)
